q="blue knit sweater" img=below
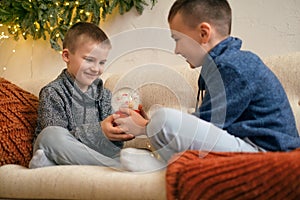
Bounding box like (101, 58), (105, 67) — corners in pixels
(195, 37), (300, 151)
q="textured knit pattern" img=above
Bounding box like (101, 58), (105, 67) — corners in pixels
(166, 150), (300, 200)
(0, 78), (39, 167)
(195, 37), (299, 151)
(35, 69), (123, 158)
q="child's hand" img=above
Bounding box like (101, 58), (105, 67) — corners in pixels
(113, 106), (149, 137)
(101, 115), (135, 141)
(138, 104), (149, 120)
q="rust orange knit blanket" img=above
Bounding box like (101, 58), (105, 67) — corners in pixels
(0, 78), (39, 167)
(166, 149), (300, 200)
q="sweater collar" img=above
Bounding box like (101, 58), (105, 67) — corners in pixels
(208, 36), (242, 59)
(61, 69), (103, 100)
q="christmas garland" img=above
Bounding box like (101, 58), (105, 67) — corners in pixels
(0, 0), (157, 51)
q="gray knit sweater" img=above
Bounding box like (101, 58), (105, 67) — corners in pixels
(35, 69), (123, 157)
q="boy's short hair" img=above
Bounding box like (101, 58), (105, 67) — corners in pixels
(63, 22), (111, 53)
(168, 0), (232, 36)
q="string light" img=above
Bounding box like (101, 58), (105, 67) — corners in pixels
(0, 31), (11, 76)
(0, 28), (33, 78)
(0, 32), (9, 40)
(0, 0), (158, 51)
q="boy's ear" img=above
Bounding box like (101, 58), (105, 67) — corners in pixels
(62, 49), (70, 63)
(197, 22), (211, 44)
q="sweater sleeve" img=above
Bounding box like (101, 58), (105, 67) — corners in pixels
(35, 86), (71, 135)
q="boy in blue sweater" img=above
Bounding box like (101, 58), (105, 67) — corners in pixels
(112, 0), (300, 172)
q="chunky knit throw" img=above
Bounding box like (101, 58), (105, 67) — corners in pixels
(166, 149), (300, 200)
(0, 78), (39, 167)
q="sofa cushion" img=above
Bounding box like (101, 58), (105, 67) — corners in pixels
(0, 78), (39, 167)
(263, 52), (300, 133)
(166, 149), (300, 200)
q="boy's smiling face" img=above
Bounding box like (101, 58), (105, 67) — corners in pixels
(169, 12), (208, 68)
(62, 38), (110, 92)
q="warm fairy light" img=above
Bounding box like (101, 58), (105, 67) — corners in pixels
(0, 0), (158, 52)
(0, 32), (9, 40)
(12, 49), (16, 53)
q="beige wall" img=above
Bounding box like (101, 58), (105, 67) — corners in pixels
(0, 0), (299, 94)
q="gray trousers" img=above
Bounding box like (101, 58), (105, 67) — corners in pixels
(146, 108), (265, 161)
(32, 126), (121, 168)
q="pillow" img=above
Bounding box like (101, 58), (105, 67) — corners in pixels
(166, 149), (300, 200)
(0, 78), (39, 167)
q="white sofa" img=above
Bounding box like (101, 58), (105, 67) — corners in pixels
(0, 52), (299, 199)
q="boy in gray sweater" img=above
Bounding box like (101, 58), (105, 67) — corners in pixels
(29, 22), (134, 168)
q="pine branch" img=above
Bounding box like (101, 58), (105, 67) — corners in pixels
(0, 0), (158, 51)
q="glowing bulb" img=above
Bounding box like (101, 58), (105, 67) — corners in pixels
(12, 50), (16, 53)
(56, 33), (60, 38)
(3, 67), (7, 71)
(0, 32), (9, 39)
(86, 12), (90, 16)
(75, 1), (79, 5)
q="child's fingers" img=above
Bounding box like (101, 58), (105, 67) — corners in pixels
(138, 104), (149, 120)
(119, 107), (131, 115)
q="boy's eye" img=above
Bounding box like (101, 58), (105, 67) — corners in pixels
(84, 57), (94, 62)
(99, 61), (106, 65)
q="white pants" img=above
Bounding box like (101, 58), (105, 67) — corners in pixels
(146, 108), (265, 161)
